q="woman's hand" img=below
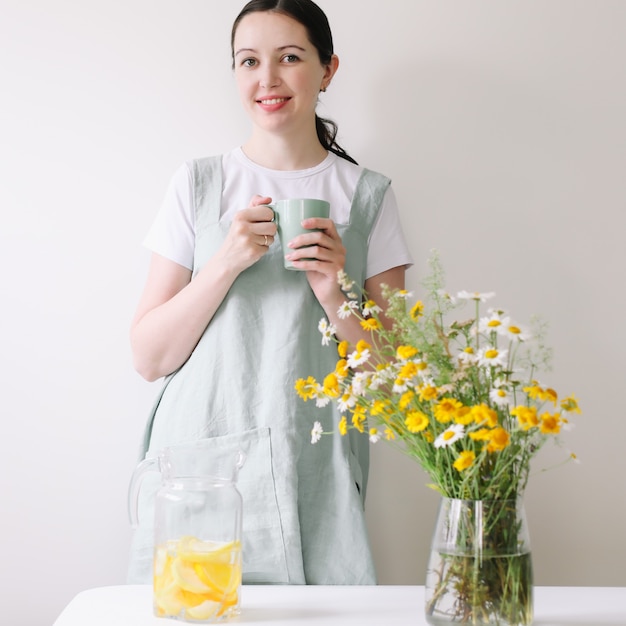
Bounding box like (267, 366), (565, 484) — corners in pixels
(131, 195), (277, 381)
(285, 217), (346, 306)
(217, 195), (277, 273)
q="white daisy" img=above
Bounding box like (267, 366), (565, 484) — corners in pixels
(489, 387), (511, 407)
(351, 372), (371, 396)
(477, 346), (508, 368)
(369, 368), (392, 390)
(434, 424), (465, 448)
(392, 289), (414, 300)
(320, 323), (337, 346)
(315, 396), (331, 408)
(362, 300), (383, 318)
(338, 393), (357, 413)
(337, 300), (359, 319)
(436, 289), (456, 304)
(479, 313), (510, 336)
(457, 290), (496, 303)
(393, 379), (409, 393)
(504, 321), (531, 342)
(310, 421), (324, 444)
(457, 346), (478, 364)
(318, 318), (328, 333)
(347, 347), (370, 368)
(369, 428), (382, 444)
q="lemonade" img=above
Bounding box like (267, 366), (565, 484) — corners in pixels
(153, 536), (242, 622)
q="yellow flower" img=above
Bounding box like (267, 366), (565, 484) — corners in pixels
(405, 410), (429, 433)
(384, 428), (396, 441)
(335, 359), (349, 377)
(351, 411), (366, 433)
(399, 361), (419, 380)
(471, 403), (498, 428)
(338, 416), (348, 436)
(295, 376), (318, 401)
(487, 427), (510, 452)
(511, 405), (539, 430)
(469, 428), (492, 441)
(370, 399), (391, 416)
(454, 406), (474, 425)
(434, 398), (463, 423)
(523, 383), (557, 404)
(523, 383), (542, 400)
(369, 398), (391, 416)
(410, 300), (424, 320)
(356, 339), (371, 352)
(422, 431), (434, 443)
(453, 450), (476, 472)
(543, 388), (558, 404)
(540, 412), (561, 435)
(322, 373), (340, 398)
(399, 390), (415, 410)
(360, 317), (382, 331)
(561, 395), (581, 413)
(397, 345), (419, 360)
(338, 340), (349, 358)
(353, 404), (366, 418)
(419, 384), (438, 402)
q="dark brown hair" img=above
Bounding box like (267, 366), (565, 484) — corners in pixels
(231, 0), (358, 164)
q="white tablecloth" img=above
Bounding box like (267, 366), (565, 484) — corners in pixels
(54, 584), (626, 626)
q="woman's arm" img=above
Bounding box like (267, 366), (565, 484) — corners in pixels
(131, 200), (276, 381)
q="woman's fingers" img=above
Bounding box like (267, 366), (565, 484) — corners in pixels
(286, 221), (346, 275)
(249, 194), (272, 208)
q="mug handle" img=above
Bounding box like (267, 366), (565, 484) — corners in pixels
(259, 204), (276, 223)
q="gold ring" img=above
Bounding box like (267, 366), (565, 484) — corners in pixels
(264, 235), (269, 246)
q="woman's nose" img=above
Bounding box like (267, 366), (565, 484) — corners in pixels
(259, 66), (280, 89)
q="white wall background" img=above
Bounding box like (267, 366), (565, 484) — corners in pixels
(2, 1), (625, 624)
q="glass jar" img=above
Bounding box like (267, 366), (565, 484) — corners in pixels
(129, 440), (245, 622)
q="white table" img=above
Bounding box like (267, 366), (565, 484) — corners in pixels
(54, 584), (626, 626)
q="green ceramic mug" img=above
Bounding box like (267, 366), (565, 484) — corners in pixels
(267, 198), (331, 270)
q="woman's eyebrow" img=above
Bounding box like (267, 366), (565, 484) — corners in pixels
(234, 44), (307, 57)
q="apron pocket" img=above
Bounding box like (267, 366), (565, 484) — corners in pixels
(204, 427), (294, 584)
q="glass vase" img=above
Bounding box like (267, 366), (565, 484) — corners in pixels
(425, 498), (533, 626)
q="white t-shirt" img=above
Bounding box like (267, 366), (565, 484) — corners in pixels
(144, 147), (413, 279)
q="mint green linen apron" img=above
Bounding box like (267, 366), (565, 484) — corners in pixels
(128, 155), (391, 585)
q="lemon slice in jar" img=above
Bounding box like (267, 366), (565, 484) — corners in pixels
(171, 557), (212, 594)
(185, 599), (223, 620)
(178, 537), (239, 563)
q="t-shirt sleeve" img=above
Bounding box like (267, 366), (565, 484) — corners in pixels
(366, 185), (414, 279)
(142, 163), (195, 270)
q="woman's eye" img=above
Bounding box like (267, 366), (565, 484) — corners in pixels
(242, 58), (257, 68)
(283, 54), (299, 63)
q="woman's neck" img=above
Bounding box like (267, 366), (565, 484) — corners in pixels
(242, 129), (328, 171)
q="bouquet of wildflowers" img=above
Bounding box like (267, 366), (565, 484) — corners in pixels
(296, 254), (580, 501)
(295, 254), (580, 625)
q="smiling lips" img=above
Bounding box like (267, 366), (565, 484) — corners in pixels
(259, 97), (288, 105)
(257, 96), (291, 110)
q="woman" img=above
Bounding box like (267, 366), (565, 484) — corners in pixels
(129, 0), (412, 585)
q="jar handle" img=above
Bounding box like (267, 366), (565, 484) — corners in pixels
(127, 456), (159, 528)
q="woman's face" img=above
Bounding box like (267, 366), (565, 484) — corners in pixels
(233, 11), (337, 137)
